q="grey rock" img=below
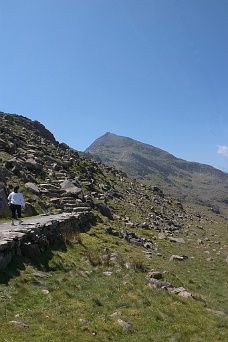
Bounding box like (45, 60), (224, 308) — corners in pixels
(168, 287), (194, 299)
(169, 255), (188, 261)
(25, 182), (40, 195)
(0, 185), (9, 210)
(60, 179), (82, 195)
(117, 319), (130, 331)
(79, 319), (89, 325)
(10, 320), (29, 328)
(158, 232), (167, 240)
(146, 278), (172, 289)
(25, 203), (38, 216)
(169, 237), (185, 243)
(98, 203), (113, 220)
(110, 311), (122, 317)
(25, 158), (43, 171)
(146, 270), (162, 280)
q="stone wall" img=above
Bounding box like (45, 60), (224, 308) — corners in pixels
(0, 212), (93, 271)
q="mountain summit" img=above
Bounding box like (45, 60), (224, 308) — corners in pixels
(85, 132), (228, 217)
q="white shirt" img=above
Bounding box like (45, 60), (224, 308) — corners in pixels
(8, 192), (25, 206)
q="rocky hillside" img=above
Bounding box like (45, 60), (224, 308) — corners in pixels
(0, 111), (213, 232)
(0, 112), (120, 218)
(85, 132), (228, 218)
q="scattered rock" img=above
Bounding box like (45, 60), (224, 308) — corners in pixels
(169, 255), (188, 261)
(110, 311), (122, 317)
(79, 319), (89, 325)
(146, 278), (172, 289)
(146, 270), (162, 280)
(29, 281), (43, 287)
(206, 257), (214, 262)
(10, 320), (29, 328)
(145, 269), (194, 300)
(206, 309), (226, 316)
(121, 229), (157, 250)
(168, 237), (185, 243)
(93, 297), (103, 306)
(117, 319), (130, 331)
(168, 287), (194, 299)
(105, 225), (119, 236)
(41, 289), (50, 294)
(32, 272), (49, 278)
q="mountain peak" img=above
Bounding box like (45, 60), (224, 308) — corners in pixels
(85, 132), (228, 216)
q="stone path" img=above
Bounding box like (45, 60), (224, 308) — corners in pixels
(0, 213), (71, 240)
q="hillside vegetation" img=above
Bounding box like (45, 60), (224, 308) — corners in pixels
(0, 112), (227, 341)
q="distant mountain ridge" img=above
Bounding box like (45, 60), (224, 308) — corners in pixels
(85, 132), (228, 216)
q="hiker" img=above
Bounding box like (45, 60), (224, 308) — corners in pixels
(8, 186), (25, 225)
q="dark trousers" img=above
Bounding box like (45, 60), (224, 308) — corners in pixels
(10, 204), (22, 219)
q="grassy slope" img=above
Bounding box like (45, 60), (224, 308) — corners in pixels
(0, 212), (227, 341)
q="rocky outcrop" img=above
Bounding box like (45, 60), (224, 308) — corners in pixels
(0, 112), (96, 215)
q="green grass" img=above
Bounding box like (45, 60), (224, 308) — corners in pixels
(0, 221), (227, 342)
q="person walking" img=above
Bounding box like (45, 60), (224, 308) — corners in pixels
(8, 186), (25, 225)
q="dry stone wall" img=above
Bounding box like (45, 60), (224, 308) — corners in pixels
(0, 212), (93, 271)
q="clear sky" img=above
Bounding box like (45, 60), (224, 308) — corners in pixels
(0, 0), (228, 172)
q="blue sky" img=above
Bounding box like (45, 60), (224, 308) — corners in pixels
(0, 0), (228, 172)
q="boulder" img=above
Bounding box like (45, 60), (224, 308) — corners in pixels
(25, 182), (40, 195)
(0, 166), (10, 181)
(24, 203), (38, 216)
(168, 287), (194, 299)
(169, 255), (188, 261)
(25, 158), (43, 171)
(60, 180), (82, 195)
(0, 185), (9, 209)
(117, 319), (130, 332)
(146, 270), (162, 280)
(97, 203), (113, 220)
